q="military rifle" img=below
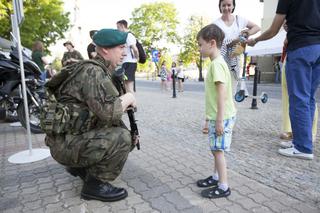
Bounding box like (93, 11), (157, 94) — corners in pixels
(112, 68), (140, 150)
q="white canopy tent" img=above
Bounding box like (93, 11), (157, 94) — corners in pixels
(245, 30), (287, 56)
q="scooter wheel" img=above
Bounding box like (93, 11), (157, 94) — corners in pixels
(234, 91), (245, 102)
(261, 93), (268, 103)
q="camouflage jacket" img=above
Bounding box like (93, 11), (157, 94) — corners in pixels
(61, 50), (84, 67)
(43, 55), (123, 135)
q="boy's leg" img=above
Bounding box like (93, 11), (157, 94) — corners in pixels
(213, 150), (228, 188)
(200, 117), (235, 198)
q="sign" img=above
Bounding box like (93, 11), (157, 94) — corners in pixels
(152, 49), (159, 62)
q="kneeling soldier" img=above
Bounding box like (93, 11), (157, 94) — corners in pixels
(42, 29), (136, 202)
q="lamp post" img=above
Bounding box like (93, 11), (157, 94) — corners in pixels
(198, 16), (204, 82)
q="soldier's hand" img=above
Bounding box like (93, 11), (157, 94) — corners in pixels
(120, 92), (136, 112)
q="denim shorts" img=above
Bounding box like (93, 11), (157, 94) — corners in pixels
(208, 116), (236, 152)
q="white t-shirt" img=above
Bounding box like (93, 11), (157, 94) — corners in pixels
(123, 33), (138, 63)
(214, 15), (248, 41)
(176, 65), (184, 78)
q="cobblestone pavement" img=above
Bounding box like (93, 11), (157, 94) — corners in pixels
(1, 83), (319, 213)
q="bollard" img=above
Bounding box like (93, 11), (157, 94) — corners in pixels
(172, 69), (177, 98)
(251, 66), (259, 109)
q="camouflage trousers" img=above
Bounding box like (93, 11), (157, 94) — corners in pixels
(45, 126), (133, 182)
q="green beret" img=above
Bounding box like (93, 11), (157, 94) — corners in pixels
(93, 29), (128, 47)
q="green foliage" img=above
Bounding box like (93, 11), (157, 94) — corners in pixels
(179, 15), (210, 68)
(129, 1), (180, 61)
(0, 0), (70, 53)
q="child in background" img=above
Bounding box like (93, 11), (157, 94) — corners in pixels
(196, 24), (236, 199)
(160, 61), (168, 91)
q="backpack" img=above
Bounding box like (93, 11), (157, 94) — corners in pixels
(129, 32), (147, 64)
(40, 60), (102, 135)
(136, 40), (147, 64)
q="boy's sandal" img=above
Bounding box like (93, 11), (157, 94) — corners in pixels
(196, 176), (218, 187)
(201, 187), (231, 199)
(202, 127), (209, 134)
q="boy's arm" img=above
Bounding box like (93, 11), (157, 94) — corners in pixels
(215, 82), (226, 136)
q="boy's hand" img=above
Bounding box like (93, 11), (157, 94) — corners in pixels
(215, 120), (224, 136)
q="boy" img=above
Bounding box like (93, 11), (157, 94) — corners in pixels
(196, 24), (236, 198)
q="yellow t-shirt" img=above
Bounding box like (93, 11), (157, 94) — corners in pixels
(205, 55), (236, 120)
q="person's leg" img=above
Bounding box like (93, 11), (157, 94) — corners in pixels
(281, 59), (292, 136)
(123, 63), (137, 94)
(125, 81), (134, 94)
(284, 45), (320, 154)
(310, 49), (320, 141)
(312, 104), (318, 141)
(213, 151), (227, 186)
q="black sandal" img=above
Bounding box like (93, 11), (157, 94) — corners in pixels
(201, 186), (231, 199)
(196, 176), (218, 187)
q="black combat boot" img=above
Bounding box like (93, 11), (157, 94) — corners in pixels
(65, 167), (87, 180)
(81, 176), (128, 202)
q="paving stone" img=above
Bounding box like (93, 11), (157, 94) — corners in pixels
(23, 200), (42, 211)
(0, 197), (20, 211)
(225, 203), (249, 213)
(133, 202), (154, 212)
(292, 203), (320, 213)
(149, 196), (179, 213)
(247, 192), (270, 204)
(141, 184), (172, 199)
(163, 191), (194, 210)
(263, 200), (289, 212)
(1, 83), (319, 213)
(251, 206), (274, 213)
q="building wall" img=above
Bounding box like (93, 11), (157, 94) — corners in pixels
(257, 0), (279, 83)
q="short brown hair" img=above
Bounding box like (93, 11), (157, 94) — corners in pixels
(116, 19), (128, 28)
(32, 41), (44, 52)
(197, 24), (225, 49)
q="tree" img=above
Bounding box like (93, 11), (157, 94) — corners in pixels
(0, 0), (70, 52)
(179, 15), (210, 68)
(129, 2), (180, 59)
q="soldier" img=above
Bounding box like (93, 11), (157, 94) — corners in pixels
(43, 29), (137, 202)
(61, 41), (84, 67)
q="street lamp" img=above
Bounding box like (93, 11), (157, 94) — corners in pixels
(198, 16), (204, 82)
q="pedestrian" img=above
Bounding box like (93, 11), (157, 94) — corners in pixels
(278, 22), (318, 147)
(160, 61), (168, 91)
(176, 60), (185, 92)
(170, 61), (177, 90)
(31, 40), (49, 82)
(61, 41), (84, 67)
(214, 0), (260, 95)
(196, 24), (236, 199)
(41, 29), (137, 202)
(116, 19), (139, 93)
(248, 0), (320, 160)
(87, 30), (97, 59)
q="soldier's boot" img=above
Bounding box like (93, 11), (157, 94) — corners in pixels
(66, 167), (87, 180)
(81, 176), (128, 202)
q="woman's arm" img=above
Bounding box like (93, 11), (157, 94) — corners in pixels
(243, 20), (260, 36)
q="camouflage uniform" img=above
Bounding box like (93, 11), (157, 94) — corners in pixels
(61, 50), (84, 67)
(45, 55), (133, 182)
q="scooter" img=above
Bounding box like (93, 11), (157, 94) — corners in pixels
(233, 37), (268, 104)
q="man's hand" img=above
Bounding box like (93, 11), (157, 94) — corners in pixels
(120, 92), (136, 112)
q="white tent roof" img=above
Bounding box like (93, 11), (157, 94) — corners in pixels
(245, 30), (287, 56)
